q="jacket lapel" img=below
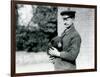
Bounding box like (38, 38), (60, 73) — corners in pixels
(61, 25), (75, 39)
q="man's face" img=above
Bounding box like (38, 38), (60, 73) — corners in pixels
(62, 15), (74, 28)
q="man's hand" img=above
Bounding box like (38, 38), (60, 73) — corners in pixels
(49, 47), (60, 57)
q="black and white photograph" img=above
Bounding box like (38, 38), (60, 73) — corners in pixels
(11, 1), (97, 76)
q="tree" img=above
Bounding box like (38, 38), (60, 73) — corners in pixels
(16, 5), (58, 52)
(33, 6), (57, 40)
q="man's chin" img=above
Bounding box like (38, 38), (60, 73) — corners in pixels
(66, 26), (70, 28)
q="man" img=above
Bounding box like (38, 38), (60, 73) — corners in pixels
(48, 10), (81, 71)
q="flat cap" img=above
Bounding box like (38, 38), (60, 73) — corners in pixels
(60, 11), (76, 18)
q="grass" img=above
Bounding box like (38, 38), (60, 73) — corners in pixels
(16, 51), (50, 66)
(16, 51), (54, 73)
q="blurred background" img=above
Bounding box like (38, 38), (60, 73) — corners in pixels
(16, 4), (57, 73)
(16, 4), (57, 52)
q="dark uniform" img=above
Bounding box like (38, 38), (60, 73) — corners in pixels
(48, 11), (81, 71)
(53, 24), (81, 70)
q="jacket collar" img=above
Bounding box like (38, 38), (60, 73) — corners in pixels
(61, 24), (75, 38)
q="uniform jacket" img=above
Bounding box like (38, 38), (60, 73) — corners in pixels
(51, 25), (81, 71)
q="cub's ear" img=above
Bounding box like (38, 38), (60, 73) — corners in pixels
(51, 36), (61, 42)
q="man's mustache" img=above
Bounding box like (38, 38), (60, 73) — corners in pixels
(64, 23), (69, 25)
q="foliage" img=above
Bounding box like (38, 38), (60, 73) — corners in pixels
(33, 6), (57, 36)
(16, 5), (57, 52)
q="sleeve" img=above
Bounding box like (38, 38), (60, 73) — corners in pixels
(60, 35), (81, 61)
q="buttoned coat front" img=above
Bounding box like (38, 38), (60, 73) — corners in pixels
(52, 25), (81, 71)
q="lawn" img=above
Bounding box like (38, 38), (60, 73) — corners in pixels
(16, 51), (54, 73)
